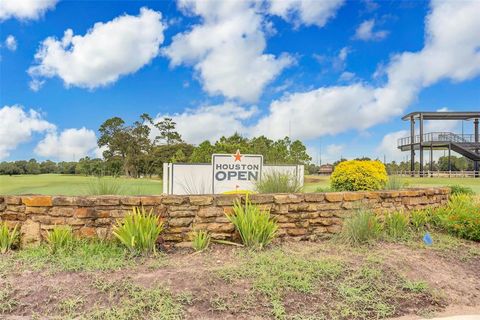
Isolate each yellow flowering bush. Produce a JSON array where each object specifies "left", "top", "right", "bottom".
[{"left": 330, "top": 160, "right": 388, "bottom": 191}]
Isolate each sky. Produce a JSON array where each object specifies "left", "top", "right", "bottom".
[{"left": 1, "top": 0, "right": 479, "bottom": 164}]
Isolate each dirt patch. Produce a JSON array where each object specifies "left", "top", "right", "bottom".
[{"left": 1, "top": 238, "right": 479, "bottom": 319}]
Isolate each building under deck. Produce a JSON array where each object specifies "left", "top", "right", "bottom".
[{"left": 397, "top": 111, "right": 480, "bottom": 177}]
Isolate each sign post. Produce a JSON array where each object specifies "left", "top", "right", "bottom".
[{"left": 212, "top": 150, "right": 263, "bottom": 194}]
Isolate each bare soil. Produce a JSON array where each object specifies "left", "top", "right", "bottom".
[{"left": 1, "top": 239, "right": 479, "bottom": 320}]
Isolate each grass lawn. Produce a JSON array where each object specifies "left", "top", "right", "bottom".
[
  {"left": 0, "top": 174, "right": 163, "bottom": 196},
  {"left": 304, "top": 175, "right": 480, "bottom": 194},
  {"left": 0, "top": 174, "right": 478, "bottom": 196},
  {"left": 1, "top": 235, "right": 479, "bottom": 319}
]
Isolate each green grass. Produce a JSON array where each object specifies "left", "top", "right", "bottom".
[
  {"left": 0, "top": 174, "right": 162, "bottom": 195},
  {"left": 6, "top": 239, "right": 133, "bottom": 272},
  {"left": 304, "top": 175, "right": 480, "bottom": 194}
]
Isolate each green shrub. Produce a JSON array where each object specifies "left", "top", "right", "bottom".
[
  {"left": 226, "top": 196, "right": 278, "bottom": 249},
  {"left": 449, "top": 185, "right": 475, "bottom": 196},
  {"left": 315, "top": 186, "right": 332, "bottom": 192},
  {"left": 255, "top": 171, "right": 302, "bottom": 193},
  {"left": 434, "top": 194, "right": 480, "bottom": 241},
  {"left": 87, "top": 177, "right": 124, "bottom": 195},
  {"left": 46, "top": 226, "right": 74, "bottom": 254},
  {"left": 331, "top": 160, "right": 388, "bottom": 191},
  {"left": 384, "top": 211, "right": 409, "bottom": 240},
  {"left": 384, "top": 175, "right": 405, "bottom": 190},
  {"left": 0, "top": 223, "right": 19, "bottom": 254},
  {"left": 410, "top": 209, "right": 430, "bottom": 232},
  {"left": 340, "top": 209, "right": 382, "bottom": 245},
  {"left": 113, "top": 207, "right": 164, "bottom": 255},
  {"left": 191, "top": 230, "right": 211, "bottom": 252}
]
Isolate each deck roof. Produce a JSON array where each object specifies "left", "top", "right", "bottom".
[{"left": 401, "top": 111, "right": 480, "bottom": 121}]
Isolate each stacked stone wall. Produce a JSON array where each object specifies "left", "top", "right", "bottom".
[{"left": 0, "top": 188, "right": 449, "bottom": 246}]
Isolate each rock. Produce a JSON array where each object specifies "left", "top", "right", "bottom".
[
  {"left": 189, "top": 196, "right": 214, "bottom": 206},
  {"left": 324, "top": 193, "right": 343, "bottom": 202},
  {"left": 20, "top": 220, "right": 41, "bottom": 247}
]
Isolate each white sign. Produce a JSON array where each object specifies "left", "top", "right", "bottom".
[{"left": 212, "top": 150, "right": 263, "bottom": 194}]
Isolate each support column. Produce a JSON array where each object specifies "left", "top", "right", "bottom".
[
  {"left": 430, "top": 144, "right": 433, "bottom": 176},
  {"left": 410, "top": 116, "right": 415, "bottom": 176},
  {"left": 448, "top": 143, "right": 451, "bottom": 177},
  {"left": 475, "top": 119, "right": 479, "bottom": 177},
  {"left": 419, "top": 114, "right": 424, "bottom": 177}
]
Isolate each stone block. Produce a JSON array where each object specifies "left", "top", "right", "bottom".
[
  {"left": 20, "top": 220, "right": 41, "bottom": 247},
  {"left": 249, "top": 194, "right": 274, "bottom": 204},
  {"left": 162, "top": 196, "right": 186, "bottom": 205},
  {"left": 343, "top": 192, "right": 365, "bottom": 201},
  {"left": 169, "top": 210, "right": 196, "bottom": 218},
  {"left": 304, "top": 193, "right": 325, "bottom": 202},
  {"left": 25, "top": 206, "right": 50, "bottom": 214},
  {"left": 189, "top": 195, "right": 214, "bottom": 206},
  {"left": 74, "top": 197, "right": 96, "bottom": 206},
  {"left": 22, "top": 196, "right": 53, "bottom": 207},
  {"left": 215, "top": 194, "right": 242, "bottom": 206},
  {"left": 198, "top": 207, "right": 223, "bottom": 218},
  {"left": 5, "top": 196, "right": 22, "bottom": 205},
  {"left": 327, "top": 225, "right": 342, "bottom": 233},
  {"left": 207, "top": 223, "right": 234, "bottom": 232},
  {"left": 80, "top": 227, "right": 97, "bottom": 238},
  {"left": 273, "top": 194, "right": 303, "bottom": 204},
  {"left": 324, "top": 193, "right": 343, "bottom": 202},
  {"left": 310, "top": 217, "right": 334, "bottom": 226},
  {"left": 286, "top": 228, "right": 307, "bottom": 236},
  {"left": 74, "top": 208, "right": 96, "bottom": 218},
  {"left": 120, "top": 196, "right": 142, "bottom": 206},
  {"left": 95, "top": 196, "right": 120, "bottom": 206},
  {"left": 169, "top": 217, "right": 194, "bottom": 227},
  {"left": 140, "top": 196, "right": 162, "bottom": 206},
  {"left": 52, "top": 196, "right": 76, "bottom": 206},
  {"left": 288, "top": 203, "right": 309, "bottom": 212}
]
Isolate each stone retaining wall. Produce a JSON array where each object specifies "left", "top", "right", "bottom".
[{"left": 0, "top": 188, "right": 449, "bottom": 247}]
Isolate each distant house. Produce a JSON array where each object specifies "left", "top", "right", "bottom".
[{"left": 318, "top": 164, "right": 333, "bottom": 175}]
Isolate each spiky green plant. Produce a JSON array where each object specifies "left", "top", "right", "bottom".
[
  {"left": 86, "top": 177, "right": 124, "bottom": 195},
  {"left": 0, "top": 222, "right": 19, "bottom": 254},
  {"left": 255, "top": 171, "right": 302, "bottom": 193},
  {"left": 383, "top": 211, "right": 410, "bottom": 240},
  {"left": 46, "top": 226, "right": 74, "bottom": 254},
  {"left": 113, "top": 207, "right": 163, "bottom": 255},
  {"left": 191, "top": 230, "right": 211, "bottom": 252},
  {"left": 226, "top": 196, "right": 278, "bottom": 250},
  {"left": 340, "top": 209, "right": 382, "bottom": 245}
]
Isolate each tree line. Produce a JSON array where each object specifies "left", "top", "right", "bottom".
[{"left": 1, "top": 114, "right": 312, "bottom": 177}]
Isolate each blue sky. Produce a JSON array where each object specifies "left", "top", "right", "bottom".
[{"left": 1, "top": 0, "right": 479, "bottom": 163}]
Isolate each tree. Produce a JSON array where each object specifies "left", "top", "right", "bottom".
[{"left": 154, "top": 117, "right": 183, "bottom": 145}]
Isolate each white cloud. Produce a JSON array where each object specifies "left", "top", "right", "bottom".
[
  {"left": 164, "top": 0, "right": 294, "bottom": 102},
  {"left": 154, "top": 103, "right": 256, "bottom": 144},
  {"left": 0, "top": 105, "right": 55, "bottom": 159},
  {"left": 28, "top": 8, "right": 165, "bottom": 90},
  {"left": 253, "top": 0, "right": 480, "bottom": 140},
  {"left": 339, "top": 71, "right": 355, "bottom": 82},
  {"left": 5, "top": 35, "right": 17, "bottom": 51},
  {"left": 34, "top": 128, "right": 98, "bottom": 161},
  {"left": 266, "top": 0, "right": 344, "bottom": 28},
  {"left": 376, "top": 130, "right": 408, "bottom": 162},
  {"left": 0, "top": 0, "right": 58, "bottom": 21},
  {"left": 354, "top": 19, "right": 388, "bottom": 41},
  {"left": 307, "top": 143, "right": 344, "bottom": 164}
]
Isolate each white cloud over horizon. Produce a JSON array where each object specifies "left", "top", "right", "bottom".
[
  {"left": 34, "top": 128, "right": 99, "bottom": 161},
  {"left": 0, "top": 105, "right": 55, "bottom": 159},
  {"left": 28, "top": 8, "right": 165, "bottom": 91},
  {"left": 0, "top": 0, "right": 58, "bottom": 21}
]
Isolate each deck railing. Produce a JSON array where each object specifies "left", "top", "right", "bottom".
[
  {"left": 398, "top": 132, "right": 476, "bottom": 147},
  {"left": 394, "top": 170, "right": 479, "bottom": 178}
]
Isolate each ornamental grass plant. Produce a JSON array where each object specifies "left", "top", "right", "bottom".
[
  {"left": 340, "top": 209, "right": 382, "bottom": 245},
  {"left": 255, "top": 171, "right": 302, "bottom": 193},
  {"left": 191, "top": 230, "right": 211, "bottom": 252},
  {"left": 226, "top": 196, "right": 278, "bottom": 250},
  {"left": 0, "top": 222, "right": 19, "bottom": 254},
  {"left": 46, "top": 226, "right": 74, "bottom": 254},
  {"left": 113, "top": 207, "right": 164, "bottom": 255}
]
